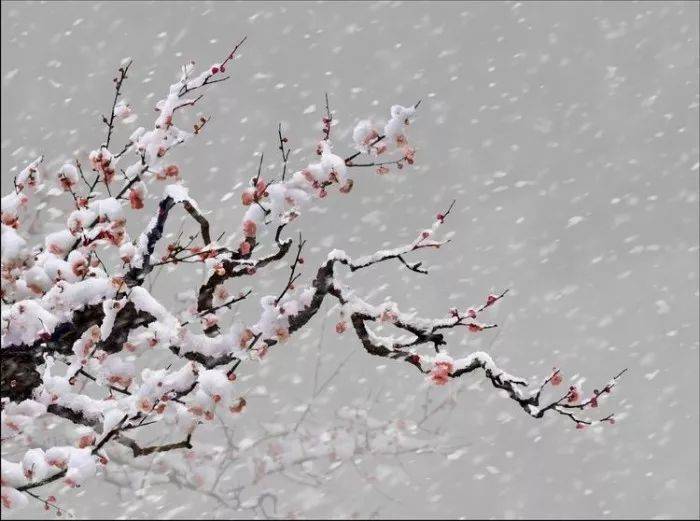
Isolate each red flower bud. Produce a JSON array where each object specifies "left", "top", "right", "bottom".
[
  {"left": 550, "top": 372, "right": 563, "bottom": 386},
  {"left": 485, "top": 294, "right": 499, "bottom": 307}
]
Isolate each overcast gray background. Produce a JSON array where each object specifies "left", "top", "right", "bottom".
[{"left": 1, "top": 1, "right": 699, "bottom": 519}]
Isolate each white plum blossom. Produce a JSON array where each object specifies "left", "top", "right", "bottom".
[{"left": 384, "top": 104, "right": 416, "bottom": 145}]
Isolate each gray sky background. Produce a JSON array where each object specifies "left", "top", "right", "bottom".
[{"left": 1, "top": 1, "right": 699, "bottom": 519}]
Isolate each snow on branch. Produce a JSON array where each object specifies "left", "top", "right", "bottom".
[{"left": 0, "top": 40, "right": 626, "bottom": 513}]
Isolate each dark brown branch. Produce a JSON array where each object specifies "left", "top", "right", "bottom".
[
  {"left": 195, "top": 227, "right": 293, "bottom": 335},
  {"left": 182, "top": 200, "right": 211, "bottom": 245},
  {"left": 123, "top": 196, "right": 176, "bottom": 286},
  {"left": 277, "top": 123, "right": 291, "bottom": 181},
  {"left": 47, "top": 404, "right": 100, "bottom": 429},
  {"left": 124, "top": 194, "right": 214, "bottom": 287},
  {"left": 113, "top": 140, "right": 133, "bottom": 159},
  {"left": 118, "top": 433, "right": 193, "bottom": 457},
  {"left": 177, "top": 36, "right": 247, "bottom": 98},
  {"left": 103, "top": 60, "right": 132, "bottom": 150},
  {"left": 322, "top": 92, "right": 333, "bottom": 141},
  {"left": 275, "top": 233, "right": 305, "bottom": 306},
  {"left": 16, "top": 470, "right": 67, "bottom": 492},
  {"left": 181, "top": 289, "right": 252, "bottom": 326},
  {"left": 346, "top": 158, "right": 404, "bottom": 168}
]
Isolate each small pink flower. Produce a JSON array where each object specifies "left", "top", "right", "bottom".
[
  {"left": 376, "top": 165, "right": 390, "bottom": 175},
  {"left": 202, "top": 314, "right": 219, "bottom": 329},
  {"left": 363, "top": 129, "right": 379, "bottom": 145},
  {"left": 46, "top": 458, "right": 68, "bottom": 469},
  {"left": 137, "top": 398, "right": 152, "bottom": 413},
  {"left": 59, "top": 174, "right": 76, "bottom": 191},
  {"left": 163, "top": 165, "right": 179, "bottom": 178},
  {"left": 1, "top": 213, "right": 19, "bottom": 228},
  {"left": 72, "top": 259, "right": 88, "bottom": 277},
  {"left": 2, "top": 490, "right": 19, "bottom": 508},
  {"left": 189, "top": 405, "right": 204, "bottom": 417},
  {"left": 380, "top": 310, "right": 398, "bottom": 323},
  {"left": 129, "top": 189, "right": 144, "bottom": 209},
  {"left": 241, "top": 189, "right": 255, "bottom": 206},
  {"left": 239, "top": 328, "right": 254, "bottom": 348},
  {"left": 335, "top": 321, "right": 347, "bottom": 334},
  {"left": 301, "top": 168, "right": 316, "bottom": 184},
  {"left": 77, "top": 433, "right": 95, "bottom": 448},
  {"left": 550, "top": 371, "right": 563, "bottom": 386},
  {"left": 242, "top": 220, "right": 257, "bottom": 238},
  {"left": 275, "top": 327, "right": 290, "bottom": 342},
  {"left": 103, "top": 166, "right": 116, "bottom": 184},
  {"left": 567, "top": 386, "right": 581, "bottom": 404},
  {"left": 485, "top": 294, "right": 499, "bottom": 307},
  {"left": 402, "top": 146, "right": 416, "bottom": 165},
  {"left": 229, "top": 397, "right": 246, "bottom": 414},
  {"left": 467, "top": 323, "right": 484, "bottom": 333},
  {"left": 48, "top": 243, "right": 65, "bottom": 256},
  {"left": 239, "top": 240, "right": 251, "bottom": 255},
  {"left": 430, "top": 360, "right": 454, "bottom": 386},
  {"left": 215, "top": 286, "right": 229, "bottom": 301}
]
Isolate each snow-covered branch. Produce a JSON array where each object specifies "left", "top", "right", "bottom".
[{"left": 0, "top": 40, "right": 626, "bottom": 513}]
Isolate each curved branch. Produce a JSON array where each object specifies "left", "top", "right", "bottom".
[{"left": 125, "top": 194, "right": 214, "bottom": 287}]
